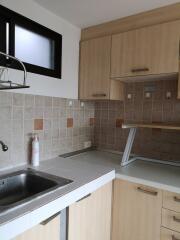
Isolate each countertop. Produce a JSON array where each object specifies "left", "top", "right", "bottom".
[
  {"left": 67, "top": 150, "right": 180, "bottom": 193},
  {"left": 1, "top": 149, "right": 180, "bottom": 239},
  {"left": 0, "top": 151, "right": 115, "bottom": 239}
]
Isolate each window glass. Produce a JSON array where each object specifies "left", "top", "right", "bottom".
[{"left": 15, "top": 25, "right": 55, "bottom": 69}]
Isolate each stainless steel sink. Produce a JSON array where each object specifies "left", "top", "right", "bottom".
[{"left": 0, "top": 169, "right": 73, "bottom": 213}]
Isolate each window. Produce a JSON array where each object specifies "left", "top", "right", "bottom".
[{"left": 0, "top": 5, "right": 62, "bottom": 78}]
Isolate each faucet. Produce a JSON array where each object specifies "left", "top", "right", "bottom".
[{"left": 0, "top": 141, "right": 8, "bottom": 152}]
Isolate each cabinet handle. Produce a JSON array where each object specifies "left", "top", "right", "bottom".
[
  {"left": 76, "top": 193, "right": 91, "bottom": 203},
  {"left": 172, "top": 235, "right": 180, "bottom": 240},
  {"left": 174, "top": 196, "right": 180, "bottom": 202},
  {"left": 131, "top": 68, "right": 149, "bottom": 73},
  {"left": 173, "top": 216, "right": 180, "bottom": 223},
  {"left": 92, "top": 93, "right": 106, "bottom": 97},
  {"left": 40, "top": 212, "right": 60, "bottom": 225},
  {"left": 137, "top": 187, "right": 158, "bottom": 196}
]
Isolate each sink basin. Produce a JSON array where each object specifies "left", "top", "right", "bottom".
[{"left": 0, "top": 169, "right": 73, "bottom": 213}]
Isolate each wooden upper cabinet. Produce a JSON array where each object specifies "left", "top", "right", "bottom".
[
  {"left": 79, "top": 36, "right": 124, "bottom": 100},
  {"left": 79, "top": 36, "right": 111, "bottom": 100},
  {"left": 111, "top": 21, "right": 180, "bottom": 79},
  {"left": 112, "top": 179, "right": 162, "bottom": 240}
]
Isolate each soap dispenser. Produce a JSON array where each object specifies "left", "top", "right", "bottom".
[{"left": 31, "top": 134, "right": 40, "bottom": 167}]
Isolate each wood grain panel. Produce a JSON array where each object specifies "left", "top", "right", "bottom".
[
  {"left": 122, "top": 123, "right": 180, "bottom": 130},
  {"left": 178, "top": 61, "right": 180, "bottom": 99},
  {"left": 14, "top": 215, "right": 60, "bottom": 240},
  {"left": 111, "top": 179, "right": 162, "bottom": 240},
  {"left": 111, "top": 21, "right": 180, "bottom": 79},
  {"left": 79, "top": 36, "right": 111, "bottom": 100},
  {"left": 110, "top": 80, "right": 124, "bottom": 100},
  {"left": 81, "top": 3, "right": 180, "bottom": 40},
  {"left": 68, "top": 182, "right": 112, "bottom": 240},
  {"left": 162, "top": 208, "right": 180, "bottom": 233},
  {"left": 163, "top": 191, "right": 180, "bottom": 213},
  {"left": 161, "top": 227, "right": 180, "bottom": 240}
]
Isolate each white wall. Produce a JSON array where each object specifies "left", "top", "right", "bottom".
[{"left": 0, "top": 0, "right": 81, "bottom": 99}]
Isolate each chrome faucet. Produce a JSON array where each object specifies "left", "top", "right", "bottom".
[{"left": 0, "top": 141, "right": 8, "bottom": 152}]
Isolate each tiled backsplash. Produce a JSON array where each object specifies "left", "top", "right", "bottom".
[
  {"left": 0, "top": 92, "right": 94, "bottom": 169},
  {"left": 1, "top": 79, "right": 180, "bottom": 170},
  {"left": 94, "top": 79, "right": 180, "bottom": 162}
]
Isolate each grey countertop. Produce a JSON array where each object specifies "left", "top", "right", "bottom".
[
  {"left": 68, "top": 150, "right": 180, "bottom": 193},
  {"left": 0, "top": 151, "right": 115, "bottom": 226},
  {"left": 1, "top": 149, "right": 180, "bottom": 227}
]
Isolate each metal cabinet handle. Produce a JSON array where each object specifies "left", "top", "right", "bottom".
[
  {"left": 172, "top": 235, "right": 180, "bottom": 240},
  {"left": 173, "top": 216, "right": 180, "bottom": 223},
  {"left": 131, "top": 68, "right": 149, "bottom": 73},
  {"left": 174, "top": 196, "right": 180, "bottom": 202},
  {"left": 92, "top": 93, "right": 106, "bottom": 97},
  {"left": 40, "top": 212, "right": 60, "bottom": 225},
  {"left": 137, "top": 187, "right": 158, "bottom": 196},
  {"left": 76, "top": 193, "right": 91, "bottom": 203}
]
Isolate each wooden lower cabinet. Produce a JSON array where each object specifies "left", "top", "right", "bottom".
[
  {"left": 111, "top": 179, "right": 162, "bottom": 240},
  {"left": 161, "top": 227, "right": 180, "bottom": 240},
  {"left": 14, "top": 215, "right": 60, "bottom": 240},
  {"left": 68, "top": 182, "right": 112, "bottom": 240}
]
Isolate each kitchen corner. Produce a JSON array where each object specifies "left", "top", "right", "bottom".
[{"left": 0, "top": 1, "right": 180, "bottom": 240}]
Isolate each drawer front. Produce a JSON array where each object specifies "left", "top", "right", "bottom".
[
  {"left": 163, "top": 191, "right": 180, "bottom": 212},
  {"left": 161, "top": 227, "right": 180, "bottom": 240},
  {"left": 162, "top": 208, "right": 180, "bottom": 232}
]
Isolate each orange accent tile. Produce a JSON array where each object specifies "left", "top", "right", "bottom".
[
  {"left": 89, "top": 118, "right": 95, "bottom": 126},
  {"left": 34, "top": 119, "right": 43, "bottom": 130},
  {"left": 67, "top": 118, "right": 73, "bottom": 128},
  {"left": 116, "top": 118, "right": 124, "bottom": 128}
]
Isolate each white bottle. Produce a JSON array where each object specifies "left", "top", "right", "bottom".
[{"left": 31, "top": 134, "right": 40, "bottom": 167}]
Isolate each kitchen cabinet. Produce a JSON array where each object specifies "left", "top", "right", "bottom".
[
  {"left": 178, "top": 61, "right": 180, "bottom": 99},
  {"left": 163, "top": 190, "right": 180, "bottom": 212},
  {"left": 162, "top": 208, "right": 180, "bottom": 233},
  {"left": 161, "top": 227, "right": 180, "bottom": 240},
  {"left": 162, "top": 190, "right": 180, "bottom": 234},
  {"left": 111, "top": 179, "right": 162, "bottom": 240},
  {"left": 68, "top": 182, "right": 112, "bottom": 240},
  {"left": 79, "top": 36, "right": 124, "bottom": 100},
  {"left": 111, "top": 21, "right": 180, "bottom": 79},
  {"left": 14, "top": 214, "right": 60, "bottom": 240}
]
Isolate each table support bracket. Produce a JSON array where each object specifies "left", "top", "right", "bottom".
[{"left": 121, "top": 127, "right": 137, "bottom": 166}]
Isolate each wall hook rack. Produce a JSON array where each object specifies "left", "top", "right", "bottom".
[{"left": 0, "top": 51, "right": 30, "bottom": 90}]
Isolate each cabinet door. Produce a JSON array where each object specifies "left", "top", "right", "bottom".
[
  {"left": 161, "top": 227, "right": 180, "bottom": 240},
  {"left": 68, "top": 182, "right": 112, "bottom": 240},
  {"left": 14, "top": 215, "right": 60, "bottom": 240},
  {"left": 111, "top": 21, "right": 180, "bottom": 78},
  {"left": 111, "top": 179, "right": 162, "bottom": 240},
  {"left": 79, "top": 36, "right": 111, "bottom": 100}
]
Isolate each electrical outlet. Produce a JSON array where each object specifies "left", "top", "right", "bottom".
[
  {"left": 84, "top": 141, "right": 92, "bottom": 148},
  {"left": 127, "top": 94, "right": 132, "bottom": 100},
  {"left": 68, "top": 100, "right": 73, "bottom": 107},
  {"left": 145, "top": 92, "right": 151, "bottom": 98},
  {"left": 166, "top": 91, "right": 171, "bottom": 99},
  {"left": 80, "top": 102, "right": 85, "bottom": 107}
]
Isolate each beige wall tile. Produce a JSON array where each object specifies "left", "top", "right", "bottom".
[{"left": 0, "top": 92, "right": 94, "bottom": 169}]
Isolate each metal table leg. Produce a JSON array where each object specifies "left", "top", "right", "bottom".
[{"left": 121, "top": 127, "right": 137, "bottom": 166}]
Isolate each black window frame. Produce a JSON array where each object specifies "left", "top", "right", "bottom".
[{"left": 0, "top": 4, "right": 62, "bottom": 79}]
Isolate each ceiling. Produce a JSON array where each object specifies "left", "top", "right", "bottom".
[{"left": 34, "top": 0, "right": 179, "bottom": 28}]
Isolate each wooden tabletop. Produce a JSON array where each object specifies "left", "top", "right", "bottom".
[{"left": 122, "top": 122, "right": 180, "bottom": 130}]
